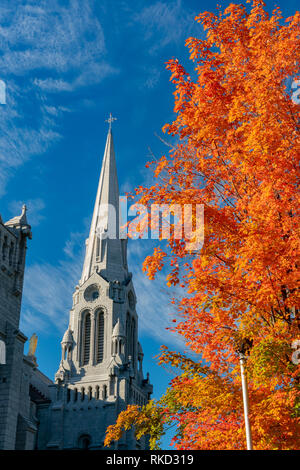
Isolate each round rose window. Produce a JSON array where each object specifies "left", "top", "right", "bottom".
[{"left": 84, "top": 284, "right": 100, "bottom": 302}]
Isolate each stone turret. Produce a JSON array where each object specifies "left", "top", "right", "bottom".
[{"left": 112, "top": 319, "right": 125, "bottom": 362}]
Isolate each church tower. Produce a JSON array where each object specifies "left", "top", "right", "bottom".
[
  {"left": 37, "top": 123, "right": 153, "bottom": 450},
  {"left": 0, "top": 206, "right": 33, "bottom": 449}
]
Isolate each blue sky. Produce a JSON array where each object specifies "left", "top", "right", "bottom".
[{"left": 0, "top": 0, "right": 298, "bottom": 448}]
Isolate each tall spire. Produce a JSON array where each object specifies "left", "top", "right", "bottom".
[{"left": 80, "top": 126, "right": 127, "bottom": 285}]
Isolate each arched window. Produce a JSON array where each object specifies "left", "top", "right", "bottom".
[
  {"left": 126, "top": 313, "right": 131, "bottom": 360},
  {"left": 110, "top": 377, "right": 115, "bottom": 397},
  {"left": 126, "top": 313, "right": 135, "bottom": 365},
  {"left": 8, "top": 242, "right": 14, "bottom": 266},
  {"left": 97, "top": 310, "right": 104, "bottom": 363},
  {"left": 74, "top": 388, "right": 78, "bottom": 402},
  {"left": 103, "top": 384, "right": 107, "bottom": 399},
  {"left": 78, "top": 434, "right": 91, "bottom": 450},
  {"left": 81, "top": 387, "right": 85, "bottom": 401},
  {"left": 88, "top": 386, "right": 92, "bottom": 401},
  {"left": 82, "top": 312, "right": 91, "bottom": 365},
  {"left": 2, "top": 236, "right": 7, "bottom": 261},
  {"left": 113, "top": 339, "right": 118, "bottom": 356},
  {"left": 95, "top": 385, "right": 100, "bottom": 400},
  {"left": 0, "top": 339, "right": 6, "bottom": 365},
  {"left": 128, "top": 291, "right": 135, "bottom": 310},
  {"left": 67, "top": 345, "right": 72, "bottom": 361},
  {"left": 96, "top": 236, "right": 100, "bottom": 259},
  {"left": 131, "top": 318, "right": 136, "bottom": 365}
]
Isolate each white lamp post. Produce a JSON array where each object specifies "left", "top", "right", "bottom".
[{"left": 239, "top": 352, "right": 253, "bottom": 450}]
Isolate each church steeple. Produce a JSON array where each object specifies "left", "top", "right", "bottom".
[
  {"left": 81, "top": 126, "right": 127, "bottom": 285},
  {"left": 50, "top": 121, "right": 153, "bottom": 450}
]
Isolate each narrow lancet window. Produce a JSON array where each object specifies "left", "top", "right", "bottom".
[
  {"left": 97, "top": 311, "right": 104, "bottom": 363},
  {"left": 131, "top": 318, "right": 135, "bottom": 365},
  {"left": 83, "top": 313, "right": 91, "bottom": 365},
  {"left": 126, "top": 313, "right": 131, "bottom": 360}
]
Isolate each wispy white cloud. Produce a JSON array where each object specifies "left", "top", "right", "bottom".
[
  {"left": 72, "top": 62, "right": 119, "bottom": 89},
  {"left": 127, "top": 239, "right": 184, "bottom": 348},
  {"left": 0, "top": 82, "right": 62, "bottom": 196},
  {"left": 63, "top": 231, "right": 86, "bottom": 259},
  {"left": 33, "top": 78, "right": 74, "bottom": 93},
  {"left": 21, "top": 231, "right": 85, "bottom": 335},
  {"left": 133, "top": 0, "right": 196, "bottom": 54},
  {"left": 33, "top": 63, "right": 119, "bottom": 94},
  {"left": 0, "top": 1, "right": 106, "bottom": 76},
  {"left": 0, "top": 0, "right": 117, "bottom": 196},
  {"left": 144, "top": 68, "right": 161, "bottom": 90},
  {"left": 43, "top": 105, "right": 72, "bottom": 116},
  {"left": 120, "top": 179, "right": 134, "bottom": 195},
  {"left": 21, "top": 258, "right": 82, "bottom": 334}
]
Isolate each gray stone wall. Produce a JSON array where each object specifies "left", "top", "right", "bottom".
[{"left": 0, "top": 216, "right": 40, "bottom": 450}]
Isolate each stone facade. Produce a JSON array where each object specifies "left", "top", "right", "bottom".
[
  {"left": 36, "top": 129, "right": 153, "bottom": 450},
  {"left": 0, "top": 127, "right": 153, "bottom": 450},
  {"left": 0, "top": 207, "right": 52, "bottom": 450}
]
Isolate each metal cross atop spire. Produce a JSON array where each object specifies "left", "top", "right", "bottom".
[{"left": 105, "top": 112, "right": 117, "bottom": 131}]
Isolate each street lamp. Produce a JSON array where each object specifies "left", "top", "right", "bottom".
[
  {"left": 234, "top": 337, "right": 253, "bottom": 450},
  {"left": 239, "top": 352, "right": 253, "bottom": 450}
]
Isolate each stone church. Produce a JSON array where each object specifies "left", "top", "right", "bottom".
[{"left": 0, "top": 125, "right": 153, "bottom": 450}]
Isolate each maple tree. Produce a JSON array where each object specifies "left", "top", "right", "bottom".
[{"left": 105, "top": 0, "right": 300, "bottom": 450}]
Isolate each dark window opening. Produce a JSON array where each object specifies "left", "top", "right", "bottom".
[{"left": 78, "top": 434, "right": 91, "bottom": 450}]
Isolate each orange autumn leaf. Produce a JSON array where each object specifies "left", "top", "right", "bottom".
[{"left": 105, "top": 0, "right": 300, "bottom": 450}]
